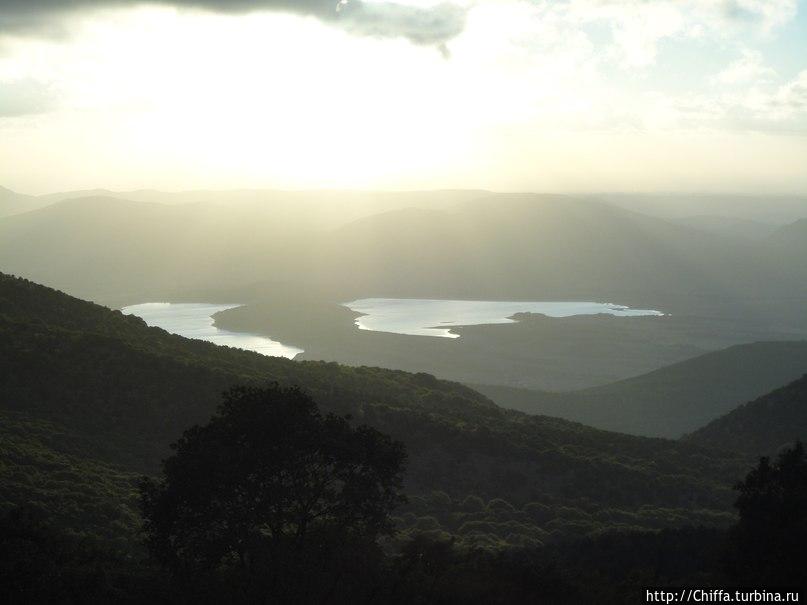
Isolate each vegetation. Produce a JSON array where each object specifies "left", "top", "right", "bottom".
[
  {"left": 0, "top": 506, "right": 165, "bottom": 605},
  {"left": 475, "top": 341, "right": 807, "bottom": 437},
  {"left": 727, "top": 442, "right": 807, "bottom": 585},
  {"left": 140, "top": 385, "right": 406, "bottom": 602},
  {"left": 4, "top": 394, "right": 805, "bottom": 604},
  {"left": 686, "top": 374, "right": 807, "bottom": 456},
  {"left": 0, "top": 410, "right": 141, "bottom": 548}
]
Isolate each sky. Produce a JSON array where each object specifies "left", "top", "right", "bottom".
[{"left": 0, "top": 0, "right": 806, "bottom": 195}]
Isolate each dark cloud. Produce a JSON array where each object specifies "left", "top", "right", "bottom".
[
  {"left": 336, "top": 1, "right": 465, "bottom": 46},
  {"left": 0, "top": 0, "right": 467, "bottom": 47}
]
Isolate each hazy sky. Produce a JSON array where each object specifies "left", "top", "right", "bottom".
[{"left": 1, "top": 0, "right": 806, "bottom": 194}]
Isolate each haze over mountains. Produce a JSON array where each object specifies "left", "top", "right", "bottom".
[
  {"left": 3, "top": 185, "right": 806, "bottom": 433},
  {"left": 2, "top": 187, "right": 807, "bottom": 312},
  {"left": 3, "top": 185, "right": 807, "bottom": 399}
]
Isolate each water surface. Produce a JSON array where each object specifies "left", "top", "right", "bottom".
[
  {"left": 122, "top": 302, "right": 303, "bottom": 359},
  {"left": 344, "top": 298, "right": 663, "bottom": 338}
]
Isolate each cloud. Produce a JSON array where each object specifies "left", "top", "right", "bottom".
[
  {"left": 0, "top": 78, "right": 56, "bottom": 116},
  {"left": 719, "top": 0, "right": 798, "bottom": 32},
  {"left": 714, "top": 49, "right": 776, "bottom": 85},
  {"left": 643, "top": 69, "right": 807, "bottom": 134},
  {"left": 336, "top": 2, "right": 466, "bottom": 48},
  {"left": 766, "top": 70, "right": 807, "bottom": 116},
  {"left": 0, "top": 0, "right": 467, "bottom": 48},
  {"left": 533, "top": 0, "right": 798, "bottom": 69}
]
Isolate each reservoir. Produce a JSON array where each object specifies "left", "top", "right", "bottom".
[
  {"left": 121, "top": 299, "right": 663, "bottom": 353},
  {"left": 121, "top": 302, "right": 303, "bottom": 359},
  {"left": 343, "top": 298, "right": 663, "bottom": 338}
]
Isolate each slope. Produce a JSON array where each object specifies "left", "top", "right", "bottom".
[
  {"left": 0, "top": 186, "right": 43, "bottom": 217},
  {"left": 314, "top": 194, "right": 780, "bottom": 306},
  {"left": 685, "top": 374, "right": 807, "bottom": 456},
  {"left": 474, "top": 341, "right": 807, "bottom": 438}
]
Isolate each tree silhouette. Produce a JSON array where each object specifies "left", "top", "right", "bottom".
[
  {"left": 728, "top": 441, "right": 807, "bottom": 585},
  {"left": 139, "top": 384, "right": 406, "bottom": 603}
]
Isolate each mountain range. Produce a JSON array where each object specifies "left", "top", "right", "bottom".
[{"left": 2, "top": 190, "right": 806, "bottom": 315}]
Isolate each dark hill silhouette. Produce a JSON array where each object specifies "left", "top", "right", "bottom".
[
  {"left": 686, "top": 375, "right": 807, "bottom": 456},
  {"left": 474, "top": 341, "right": 807, "bottom": 438}
]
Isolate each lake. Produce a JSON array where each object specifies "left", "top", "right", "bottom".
[
  {"left": 121, "top": 302, "right": 303, "bottom": 359},
  {"left": 343, "top": 298, "right": 663, "bottom": 338},
  {"left": 121, "top": 299, "right": 663, "bottom": 355}
]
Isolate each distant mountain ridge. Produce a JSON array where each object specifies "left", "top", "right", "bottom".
[
  {"left": 474, "top": 341, "right": 807, "bottom": 438},
  {"left": 670, "top": 215, "right": 778, "bottom": 240},
  {"left": 2, "top": 191, "right": 802, "bottom": 310},
  {"left": 0, "top": 185, "right": 43, "bottom": 217},
  {"left": 592, "top": 193, "right": 807, "bottom": 224},
  {"left": 770, "top": 218, "right": 807, "bottom": 248}
]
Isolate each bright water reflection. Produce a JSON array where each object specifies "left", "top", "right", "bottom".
[
  {"left": 344, "top": 298, "right": 663, "bottom": 338},
  {"left": 121, "top": 302, "right": 303, "bottom": 359}
]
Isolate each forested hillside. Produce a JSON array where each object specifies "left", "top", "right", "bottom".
[
  {"left": 0, "top": 273, "right": 745, "bottom": 550},
  {"left": 475, "top": 341, "right": 807, "bottom": 437},
  {"left": 686, "top": 374, "right": 807, "bottom": 456}
]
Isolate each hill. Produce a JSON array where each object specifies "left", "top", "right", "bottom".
[
  {"left": 0, "top": 273, "right": 745, "bottom": 550},
  {"left": 593, "top": 193, "right": 807, "bottom": 224},
  {"left": 0, "top": 186, "right": 43, "bottom": 217},
  {"left": 473, "top": 341, "right": 807, "bottom": 438},
  {"left": 0, "top": 195, "right": 310, "bottom": 298},
  {"left": 0, "top": 191, "right": 482, "bottom": 300},
  {"left": 686, "top": 374, "right": 807, "bottom": 456},
  {"left": 670, "top": 215, "right": 778, "bottom": 240},
  {"left": 770, "top": 218, "right": 807, "bottom": 252},
  {"left": 313, "top": 195, "right": 784, "bottom": 307}
]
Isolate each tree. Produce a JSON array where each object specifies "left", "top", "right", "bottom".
[
  {"left": 728, "top": 441, "right": 807, "bottom": 585},
  {"left": 139, "top": 384, "right": 407, "bottom": 603}
]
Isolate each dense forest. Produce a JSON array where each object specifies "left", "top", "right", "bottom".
[
  {"left": 3, "top": 378, "right": 806, "bottom": 603},
  {"left": 687, "top": 373, "right": 807, "bottom": 456}
]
